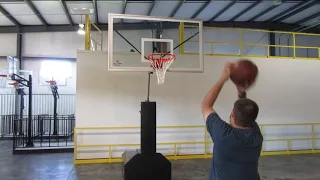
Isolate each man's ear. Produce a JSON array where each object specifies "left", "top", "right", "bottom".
[{"left": 231, "top": 108, "right": 235, "bottom": 118}]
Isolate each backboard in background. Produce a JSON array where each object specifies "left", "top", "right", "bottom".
[
  {"left": 38, "top": 60, "right": 72, "bottom": 86},
  {"left": 108, "top": 13, "right": 203, "bottom": 73},
  {"left": 7, "top": 56, "right": 19, "bottom": 75},
  {"left": 0, "top": 57, "right": 32, "bottom": 89}
]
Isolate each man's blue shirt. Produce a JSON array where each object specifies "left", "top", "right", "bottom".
[{"left": 206, "top": 113, "right": 263, "bottom": 180}]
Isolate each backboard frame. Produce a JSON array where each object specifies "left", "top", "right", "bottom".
[{"left": 108, "top": 13, "right": 203, "bottom": 73}]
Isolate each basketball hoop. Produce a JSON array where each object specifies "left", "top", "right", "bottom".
[
  {"left": 147, "top": 53, "right": 176, "bottom": 84},
  {"left": 46, "top": 80, "right": 57, "bottom": 87},
  {"left": 8, "top": 82, "right": 21, "bottom": 89}
]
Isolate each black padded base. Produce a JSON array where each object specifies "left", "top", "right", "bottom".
[{"left": 124, "top": 153, "right": 171, "bottom": 180}]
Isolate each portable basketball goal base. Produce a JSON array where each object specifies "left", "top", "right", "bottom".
[{"left": 107, "top": 13, "right": 203, "bottom": 180}]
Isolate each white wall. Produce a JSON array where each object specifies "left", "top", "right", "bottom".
[
  {"left": 0, "top": 28, "right": 271, "bottom": 95},
  {"left": 23, "top": 32, "right": 84, "bottom": 58},
  {"left": 0, "top": 33, "right": 17, "bottom": 56},
  {"left": 75, "top": 51, "right": 320, "bottom": 159}
]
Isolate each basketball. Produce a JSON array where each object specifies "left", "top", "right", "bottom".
[{"left": 230, "top": 59, "right": 258, "bottom": 87}]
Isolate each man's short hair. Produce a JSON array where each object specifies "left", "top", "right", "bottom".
[{"left": 233, "top": 98, "right": 259, "bottom": 127}]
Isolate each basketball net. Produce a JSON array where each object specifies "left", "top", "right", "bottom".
[{"left": 147, "top": 53, "right": 176, "bottom": 84}]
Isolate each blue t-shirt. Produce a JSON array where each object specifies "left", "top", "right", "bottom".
[{"left": 206, "top": 113, "right": 263, "bottom": 180}]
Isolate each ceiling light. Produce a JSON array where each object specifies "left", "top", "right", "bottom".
[
  {"left": 78, "top": 24, "right": 85, "bottom": 35},
  {"left": 273, "top": 0, "right": 283, "bottom": 6},
  {"left": 71, "top": 8, "right": 94, "bottom": 14}
]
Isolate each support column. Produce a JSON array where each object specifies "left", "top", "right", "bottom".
[
  {"left": 26, "top": 74, "right": 34, "bottom": 147},
  {"left": 269, "top": 31, "right": 276, "bottom": 56},
  {"left": 15, "top": 31, "right": 22, "bottom": 118}
]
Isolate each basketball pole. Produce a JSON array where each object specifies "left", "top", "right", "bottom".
[
  {"left": 123, "top": 69, "right": 171, "bottom": 180},
  {"left": 147, "top": 72, "right": 152, "bottom": 102},
  {"left": 26, "top": 74, "right": 34, "bottom": 147}
]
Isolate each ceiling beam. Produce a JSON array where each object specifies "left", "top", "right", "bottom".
[
  {"left": 59, "top": 0, "right": 73, "bottom": 25},
  {"left": 147, "top": 0, "right": 157, "bottom": 16},
  {"left": 209, "top": 0, "right": 236, "bottom": 22},
  {"left": 0, "top": 5, "right": 20, "bottom": 26},
  {"left": 170, "top": 0, "right": 184, "bottom": 17},
  {"left": 248, "top": 1, "right": 286, "bottom": 21},
  {"left": 121, "top": 0, "right": 127, "bottom": 23},
  {"left": 24, "top": 0, "right": 48, "bottom": 26},
  {"left": 1, "top": 21, "right": 319, "bottom": 34},
  {"left": 275, "top": 0, "right": 318, "bottom": 22},
  {"left": 229, "top": 0, "right": 262, "bottom": 21},
  {"left": 294, "top": 11, "right": 320, "bottom": 25},
  {"left": 191, "top": 0, "right": 211, "bottom": 19},
  {"left": 93, "top": 0, "right": 98, "bottom": 24},
  {"left": 268, "top": 1, "right": 308, "bottom": 21}
]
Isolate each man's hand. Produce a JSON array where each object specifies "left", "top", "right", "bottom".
[{"left": 220, "top": 62, "right": 234, "bottom": 82}]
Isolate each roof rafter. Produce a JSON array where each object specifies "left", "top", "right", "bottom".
[
  {"left": 147, "top": 0, "right": 157, "bottom": 16},
  {"left": 294, "top": 11, "right": 320, "bottom": 25},
  {"left": 93, "top": 0, "right": 98, "bottom": 24},
  {"left": 275, "top": 0, "right": 319, "bottom": 22},
  {"left": 210, "top": 0, "right": 236, "bottom": 22},
  {"left": 229, "top": 0, "right": 262, "bottom": 21},
  {"left": 268, "top": 1, "right": 309, "bottom": 21},
  {"left": 170, "top": 0, "right": 184, "bottom": 17},
  {"left": 0, "top": 5, "right": 20, "bottom": 26},
  {"left": 121, "top": 0, "right": 127, "bottom": 23},
  {"left": 59, "top": 0, "right": 73, "bottom": 25},
  {"left": 191, "top": 0, "right": 211, "bottom": 19},
  {"left": 24, "top": 0, "right": 48, "bottom": 26},
  {"left": 249, "top": 0, "right": 288, "bottom": 21}
]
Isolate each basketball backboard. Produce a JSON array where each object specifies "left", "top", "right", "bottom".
[
  {"left": 108, "top": 13, "right": 203, "bottom": 73},
  {"left": 0, "top": 56, "right": 32, "bottom": 89},
  {"left": 38, "top": 60, "right": 72, "bottom": 86}
]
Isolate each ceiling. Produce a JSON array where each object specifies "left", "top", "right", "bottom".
[{"left": 0, "top": 0, "right": 319, "bottom": 33}]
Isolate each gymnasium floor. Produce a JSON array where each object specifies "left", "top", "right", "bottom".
[{"left": 1, "top": 140, "right": 320, "bottom": 180}]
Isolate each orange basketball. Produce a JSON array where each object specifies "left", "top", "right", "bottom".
[{"left": 230, "top": 59, "right": 258, "bottom": 87}]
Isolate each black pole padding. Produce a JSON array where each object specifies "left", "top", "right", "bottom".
[
  {"left": 141, "top": 101, "right": 156, "bottom": 155},
  {"left": 124, "top": 153, "right": 171, "bottom": 180},
  {"left": 53, "top": 94, "right": 58, "bottom": 135},
  {"left": 25, "top": 74, "right": 34, "bottom": 147},
  {"left": 52, "top": 86, "right": 58, "bottom": 135},
  {"left": 124, "top": 101, "right": 171, "bottom": 180}
]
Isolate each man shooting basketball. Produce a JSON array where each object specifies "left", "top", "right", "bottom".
[{"left": 201, "top": 62, "right": 263, "bottom": 180}]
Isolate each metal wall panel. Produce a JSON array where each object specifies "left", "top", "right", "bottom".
[{"left": 0, "top": 94, "right": 75, "bottom": 116}]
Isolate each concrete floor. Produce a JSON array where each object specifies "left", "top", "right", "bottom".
[{"left": 1, "top": 140, "right": 320, "bottom": 180}]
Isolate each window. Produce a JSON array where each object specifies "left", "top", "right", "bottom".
[{"left": 39, "top": 60, "right": 72, "bottom": 86}]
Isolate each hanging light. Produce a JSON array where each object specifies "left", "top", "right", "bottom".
[
  {"left": 78, "top": 24, "right": 85, "bottom": 35},
  {"left": 78, "top": 15, "right": 85, "bottom": 35}
]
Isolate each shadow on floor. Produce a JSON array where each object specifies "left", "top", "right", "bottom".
[{"left": 1, "top": 140, "right": 320, "bottom": 180}]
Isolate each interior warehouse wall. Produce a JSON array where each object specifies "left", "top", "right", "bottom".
[
  {"left": 76, "top": 50, "right": 320, "bottom": 160},
  {"left": 275, "top": 33, "right": 320, "bottom": 58},
  {"left": 0, "top": 28, "right": 270, "bottom": 94}
]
